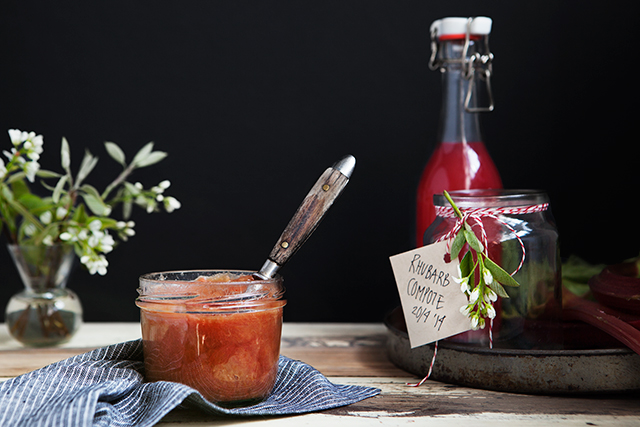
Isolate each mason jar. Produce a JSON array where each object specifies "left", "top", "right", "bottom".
[
  {"left": 136, "top": 270, "right": 286, "bottom": 407},
  {"left": 423, "top": 189, "right": 562, "bottom": 349}
]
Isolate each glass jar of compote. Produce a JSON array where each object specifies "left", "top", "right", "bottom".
[{"left": 136, "top": 270, "right": 286, "bottom": 407}]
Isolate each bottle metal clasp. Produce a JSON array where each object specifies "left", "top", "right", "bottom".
[{"left": 430, "top": 17, "right": 495, "bottom": 113}]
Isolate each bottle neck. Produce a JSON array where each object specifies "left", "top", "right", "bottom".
[{"left": 436, "top": 39, "right": 485, "bottom": 144}]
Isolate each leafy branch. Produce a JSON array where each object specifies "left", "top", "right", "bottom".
[
  {"left": 1, "top": 129, "right": 181, "bottom": 275},
  {"left": 444, "top": 190, "right": 520, "bottom": 330}
]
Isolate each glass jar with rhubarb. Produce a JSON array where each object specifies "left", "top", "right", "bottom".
[{"left": 136, "top": 270, "right": 286, "bottom": 407}]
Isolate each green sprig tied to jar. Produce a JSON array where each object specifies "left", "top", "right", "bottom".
[{"left": 443, "top": 190, "right": 521, "bottom": 331}]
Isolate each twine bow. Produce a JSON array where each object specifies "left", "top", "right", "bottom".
[{"left": 435, "top": 203, "right": 549, "bottom": 276}]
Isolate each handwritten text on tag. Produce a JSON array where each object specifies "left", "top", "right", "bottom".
[{"left": 389, "top": 241, "right": 471, "bottom": 348}]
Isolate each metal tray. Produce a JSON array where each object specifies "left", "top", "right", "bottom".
[{"left": 385, "top": 306, "right": 640, "bottom": 394}]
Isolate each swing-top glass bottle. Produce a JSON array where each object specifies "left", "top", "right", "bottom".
[{"left": 416, "top": 16, "right": 502, "bottom": 247}]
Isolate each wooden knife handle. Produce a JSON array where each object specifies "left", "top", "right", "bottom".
[{"left": 267, "top": 156, "right": 354, "bottom": 268}]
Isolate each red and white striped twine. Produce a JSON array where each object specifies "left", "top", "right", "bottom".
[
  {"left": 434, "top": 203, "right": 549, "bottom": 218},
  {"left": 435, "top": 203, "right": 548, "bottom": 276},
  {"left": 407, "top": 340, "right": 438, "bottom": 387}
]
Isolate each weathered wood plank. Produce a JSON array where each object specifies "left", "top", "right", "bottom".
[
  {"left": 323, "top": 377, "right": 640, "bottom": 417},
  {"left": 0, "top": 347, "right": 98, "bottom": 377},
  {"left": 1, "top": 322, "right": 640, "bottom": 426}
]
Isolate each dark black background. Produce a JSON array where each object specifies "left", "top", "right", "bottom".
[{"left": 1, "top": 2, "right": 637, "bottom": 323}]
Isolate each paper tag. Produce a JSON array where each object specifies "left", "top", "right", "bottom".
[{"left": 389, "top": 241, "right": 471, "bottom": 348}]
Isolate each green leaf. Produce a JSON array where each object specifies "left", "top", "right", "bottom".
[
  {"left": 135, "top": 151, "right": 167, "bottom": 168},
  {"left": 1, "top": 184, "right": 14, "bottom": 201},
  {"left": 459, "top": 250, "right": 474, "bottom": 278},
  {"left": 10, "top": 179, "right": 31, "bottom": 199},
  {"left": 75, "top": 150, "right": 99, "bottom": 187},
  {"left": 17, "top": 193, "right": 49, "bottom": 215},
  {"left": 72, "top": 203, "right": 87, "bottom": 222},
  {"left": 80, "top": 183, "right": 102, "bottom": 199},
  {"left": 6, "top": 171, "right": 26, "bottom": 184},
  {"left": 81, "top": 193, "right": 111, "bottom": 216},
  {"left": 104, "top": 141, "right": 126, "bottom": 166},
  {"left": 52, "top": 175, "right": 68, "bottom": 203},
  {"left": 61, "top": 137, "right": 71, "bottom": 172},
  {"left": 122, "top": 200, "right": 132, "bottom": 219},
  {"left": 35, "top": 169, "right": 62, "bottom": 179},
  {"left": 97, "top": 217, "right": 118, "bottom": 228},
  {"left": 488, "top": 280, "right": 510, "bottom": 298},
  {"left": 463, "top": 228, "right": 484, "bottom": 253},
  {"left": 123, "top": 181, "right": 141, "bottom": 195},
  {"left": 132, "top": 142, "right": 155, "bottom": 166},
  {"left": 450, "top": 229, "right": 466, "bottom": 260},
  {"left": 33, "top": 223, "right": 60, "bottom": 246},
  {"left": 484, "top": 257, "right": 521, "bottom": 287},
  {"left": 4, "top": 197, "right": 43, "bottom": 232}
]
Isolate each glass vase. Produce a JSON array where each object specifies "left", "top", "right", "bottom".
[{"left": 5, "top": 244, "right": 83, "bottom": 347}]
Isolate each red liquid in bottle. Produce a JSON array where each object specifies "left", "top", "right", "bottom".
[{"left": 416, "top": 141, "right": 502, "bottom": 246}]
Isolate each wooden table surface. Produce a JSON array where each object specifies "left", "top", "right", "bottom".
[{"left": 1, "top": 322, "right": 639, "bottom": 426}]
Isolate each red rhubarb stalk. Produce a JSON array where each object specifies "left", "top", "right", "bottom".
[{"left": 563, "top": 292, "right": 640, "bottom": 355}]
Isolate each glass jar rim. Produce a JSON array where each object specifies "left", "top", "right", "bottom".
[
  {"left": 139, "top": 269, "right": 282, "bottom": 285},
  {"left": 433, "top": 189, "right": 549, "bottom": 209},
  {"left": 137, "top": 269, "right": 285, "bottom": 313}
]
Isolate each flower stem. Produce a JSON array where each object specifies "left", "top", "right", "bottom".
[
  {"left": 102, "top": 162, "right": 135, "bottom": 200},
  {"left": 443, "top": 190, "right": 464, "bottom": 220}
]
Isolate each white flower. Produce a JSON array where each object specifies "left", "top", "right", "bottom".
[
  {"left": 0, "top": 158, "right": 6, "bottom": 180},
  {"left": 42, "top": 235, "right": 54, "bottom": 246},
  {"left": 8, "top": 129, "right": 28, "bottom": 146},
  {"left": 485, "top": 304, "right": 496, "bottom": 319},
  {"left": 469, "top": 287, "right": 480, "bottom": 304},
  {"left": 81, "top": 253, "right": 109, "bottom": 275},
  {"left": 25, "top": 150, "right": 40, "bottom": 161},
  {"left": 156, "top": 194, "right": 164, "bottom": 202},
  {"left": 59, "top": 231, "right": 75, "bottom": 241},
  {"left": 483, "top": 268, "right": 493, "bottom": 285},
  {"left": 56, "top": 207, "right": 68, "bottom": 220},
  {"left": 23, "top": 223, "right": 37, "bottom": 236},
  {"left": 460, "top": 304, "right": 471, "bottom": 317},
  {"left": 77, "top": 229, "right": 88, "bottom": 241},
  {"left": 98, "top": 232, "right": 115, "bottom": 253},
  {"left": 27, "top": 133, "right": 43, "bottom": 151},
  {"left": 456, "top": 276, "right": 470, "bottom": 293},
  {"left": 23, "top": 134, "right": 43, "bottom": 160},
  {"left": 40, "top": 211, "right": 52, "bottom": 225},
  {"left": 158, "top": 180, "right": 171, "bottom": 189},
  {"left": 88, "top": 233, "right": 101, "bottom": 248},
  {"left": 477, "top": 317, "right": 486, "bottom": 330},
  {"left": 484, "top": 289, "right": 498, "bottom": 303},
  {"left": 88, "top": 219, "right": 102, "bottom": 232},
  {"left": 60, "top": 227, "right": 81, "bottom": 242},
  {"left": 470, "top": 315, "right": 479, "bottom": 330},
  {"left": 116, "top": 220, "right": 136, "bottom": 241},
  {"left": 163, "top": 196, "right": 181, "bottom": 213},
  {"left": 24, "top": 160, "right": 40, "bottom": 182}
]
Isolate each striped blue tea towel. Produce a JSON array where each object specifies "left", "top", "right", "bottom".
[{"left": 0, "top": 339, "right": 380, "bottom": 427}]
